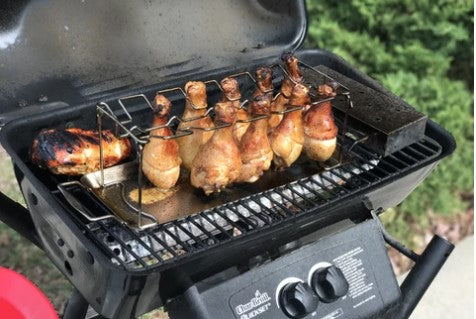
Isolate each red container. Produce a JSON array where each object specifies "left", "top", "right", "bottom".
[{"left": 0, "top": 267, "right": 58, "bottom": 319}]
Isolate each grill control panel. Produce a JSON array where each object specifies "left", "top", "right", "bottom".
[{"left": 168, "top": 220, "right": 400, "bottom": 319}]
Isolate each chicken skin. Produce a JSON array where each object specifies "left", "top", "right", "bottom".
[
  {"left": 31, "top": 128, "right": 131, "bottom": 175},
  {"left": 269, "top": 53, "right": 304, "bottom": 131},
  {"left": 220, "top": 77, "right": 249, "bottom": 142},
  {"left": 281, "top": 52, "right": 304, "bottom": 88},
  {"left": 190, "top": 101, "right": 242, "bottom": 195},
  {"left": 237, "top": 95, "right": 273, "bottom": 183},
  {"left": 252, "top": 66, "right": 274, "bottom": 101},
  {"left": 269, "top": 83, "right": 310, "bottom": 169},
  {"left": 177, "top": 81, "right": 214, "bottom": 171},
  {"left": 142, "top": 94, "right": 181, "bottom": 189},
  {"left": 303, "top": 84, "right": 338, "bottom": 162}
]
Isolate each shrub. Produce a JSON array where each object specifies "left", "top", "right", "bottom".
[
  {"left": 383, "top": 72, "right": 473, "bottom": 217},
  {"left": 306, "top": 0, "right": 474, "bottom": 241}
]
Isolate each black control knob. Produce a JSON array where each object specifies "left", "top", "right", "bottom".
[
  {"left": 279, "top": 281, "right": 319, "bottom": 318},
  {"left": 311, "top": 265, "right": 349, "bottom": 303}
]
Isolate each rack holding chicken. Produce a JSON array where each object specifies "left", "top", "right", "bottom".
[{"left": 31, "top": 52, "right": 351, "bottom": 227}]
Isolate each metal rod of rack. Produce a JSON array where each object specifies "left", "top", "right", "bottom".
[{"left": 88, "top": 59, "right": 363, "bottom": 231}]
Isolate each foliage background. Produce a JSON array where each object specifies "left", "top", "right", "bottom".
[
  {"left": 305, "top": 0, "right": 474, "bottom": 245},
  {"left": 0, "top": 0, "right": 473, "bottom": 314}
]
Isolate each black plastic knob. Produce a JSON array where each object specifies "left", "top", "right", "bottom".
[
  {"left": 311, "top": 265, "right": 349, "bottom": 303},
  {"left": 279, "top": 281, "right": 319, "bottom": 318}
]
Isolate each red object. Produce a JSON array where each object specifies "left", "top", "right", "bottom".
[{"left": 0, "top": 267, "right": 58, "bottom": 319}]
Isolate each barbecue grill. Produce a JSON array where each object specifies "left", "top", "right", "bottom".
[{"left": 0, "top": 1, "right": 456, "bottom": 319}]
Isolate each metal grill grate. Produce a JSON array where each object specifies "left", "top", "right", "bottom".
[{"left": 76, "top": 134, "right": 442, "bottom": 271}]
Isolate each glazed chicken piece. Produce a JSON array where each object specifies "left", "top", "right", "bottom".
[
  {"left": 190, "top": 101, "right": 242, "bottom": 195},
  {"left": 269, "top": 83, "right": 310, "bottom": 169},
  {"left": 281, "top": 52, "right": 304, "bottom": 86},
  {"left": 142, "top": 94, "right": 181, "bottom": 189},
  {"left": 237, "top": 95, "right": 273, "bottom": 183},
  {"left": 30, "top": 128, "right": 131, "bottom": 175},
  {"left": 252, "top": 66, "right": 274, "bottom": 101},
  {"left": 220, "top": 77, "right": 249, "bottom": 142},
  {"left": 303, "top": 84, "right": 338, "bottom": 162},
  {"left": 269, "top": 53, "right": 304, "bottom": 131},
  {"left": 268, "top": 84, "right": 291, "bottom": 131},
  {"left": 177, "top": 81, "right": 214, "bottom": 171}
]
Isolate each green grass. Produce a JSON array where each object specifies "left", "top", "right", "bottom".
[{"left": 0, "top": 151, "right": 72, "bottom": 311}]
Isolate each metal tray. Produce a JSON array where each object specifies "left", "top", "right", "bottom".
[{"left": 71, "top": 147, "right": 353, "bottom": 228}]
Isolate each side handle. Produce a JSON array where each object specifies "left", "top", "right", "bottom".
[
  {"left": 396, "top": 235, "right": 454, "bottom": 319},
  {"left": 0, "top": 191, "right": 42, "bottom": 248},
  {"left": 371, "top": 209, "right": 454, "bottom": 319}
]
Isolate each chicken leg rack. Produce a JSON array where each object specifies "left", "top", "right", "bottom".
[{"left": 89, "top": 56, "right": 356, "bottom": 229}]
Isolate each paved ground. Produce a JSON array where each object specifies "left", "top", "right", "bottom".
[{"left": 398, "top": 236, "right": 474, "bottom": 318}]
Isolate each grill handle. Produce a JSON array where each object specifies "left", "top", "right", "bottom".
[
  {"left": 0, "top": 191, "right": 42, "bottom": 248},
  {"left": 394, "top": 235, "right": 454, "bottom": 319}
]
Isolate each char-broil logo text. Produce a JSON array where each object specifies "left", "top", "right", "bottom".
[{"left": 235, "top": 290, "right": 272, "bottom": 319}]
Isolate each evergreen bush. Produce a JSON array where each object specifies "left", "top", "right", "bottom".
[{"left": 306, "top": 0, "right": 474, "bottom": 244}]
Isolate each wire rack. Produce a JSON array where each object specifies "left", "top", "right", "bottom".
[{"left": 70, "top": 60, "right": 356, "bottom": 230}]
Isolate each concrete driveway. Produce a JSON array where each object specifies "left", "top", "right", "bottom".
[{"left": 399, "top": 236, "right": 474, "bottom": 318}]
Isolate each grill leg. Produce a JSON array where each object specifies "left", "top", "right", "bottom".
[
  {"left": 166, "top": 285, "right": 210, "bottom": 319},
  {"left": 62, "top": 289, "right": 90, "bottom": 319}
]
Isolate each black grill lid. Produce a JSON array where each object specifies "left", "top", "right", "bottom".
[{"left": 0, "top": 0, "right": 306, "bottom": 115}]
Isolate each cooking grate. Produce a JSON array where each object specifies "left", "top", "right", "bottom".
[{"left": 54, "top": 133, "right": 442, "bottom": 272}]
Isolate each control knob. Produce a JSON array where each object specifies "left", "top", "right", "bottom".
[
  {"left": 311, "top": 265, "right": 349, "bottom": 303},
  {"left": 279, "top": 281, "right": 319, "bottom": 318}
]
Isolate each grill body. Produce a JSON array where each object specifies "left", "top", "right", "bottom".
[
  {"left": 0, "top": 48, "right": 455, "bottom": 318},
  {"left": 167, "top": 219, "right": 401, "bottom": 319}
]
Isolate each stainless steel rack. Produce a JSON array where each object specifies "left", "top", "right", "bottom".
[{"left": 68, "top": 61, "right": 357, "bottom": 230}]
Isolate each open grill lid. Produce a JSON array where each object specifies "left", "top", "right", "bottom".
[{"left": 0, "top": 0, "right": 306, "bottom": 115}]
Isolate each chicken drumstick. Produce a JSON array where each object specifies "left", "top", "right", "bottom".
[
  {"left": 303, "top": 84, "right": 338, "bottom": 162},
  {"left": 220, "top": 77, "right": 249, "bottom": 142},
  {"left": 252, "top": 66, "right": 274, "bottom": 102},
  {"left": 269, "top": 53, "right": 304, "bottom": 131},
  {"left": 142, "top": 94, "right": 181, "bottom": 189},
  {"left": 190, "top": 101, "right": 242, "bottom": 195},
  {"left": 269, "top": 83, "right": 310, "bottom": 169},
  {"left": 177, "top": 81, "right": 214, "bottom": 171},
  {"left": 237, "top": 95, "right": 273, "bottom": 183}
]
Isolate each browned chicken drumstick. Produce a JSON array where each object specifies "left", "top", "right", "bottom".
[
  {"left": 237, "top": 95, "right": 273, "bottom": 183},
  {"left": 269, "top": 83, "right": 310, "bottom": 169},
  {"left": 190, "top": 101, "right": 242, "bottom": 195},
  {"left": 142, "top": 94, "right": 181, "bottom": 189},
  {"left": 220, "top": 77, "right": 249, "bottom": 142},
  {"left": 177, "top": 81, "right": 214, "bottom": 171},
  {"left": 31, "top": 128, "right": 131, "bottom": 175},
  {"left": 269, "top": 53, "right": 304, "bottom": 131},
  {"left": 303, "top": 84, "right": 338, "bottom": 162},
  {"left": 252, "top": 66, "right": 274, "bottom": 102}
]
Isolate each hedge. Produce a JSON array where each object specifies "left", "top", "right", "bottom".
[{"left": 305, "top": 0, "right": 473, "bottom": 243}]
